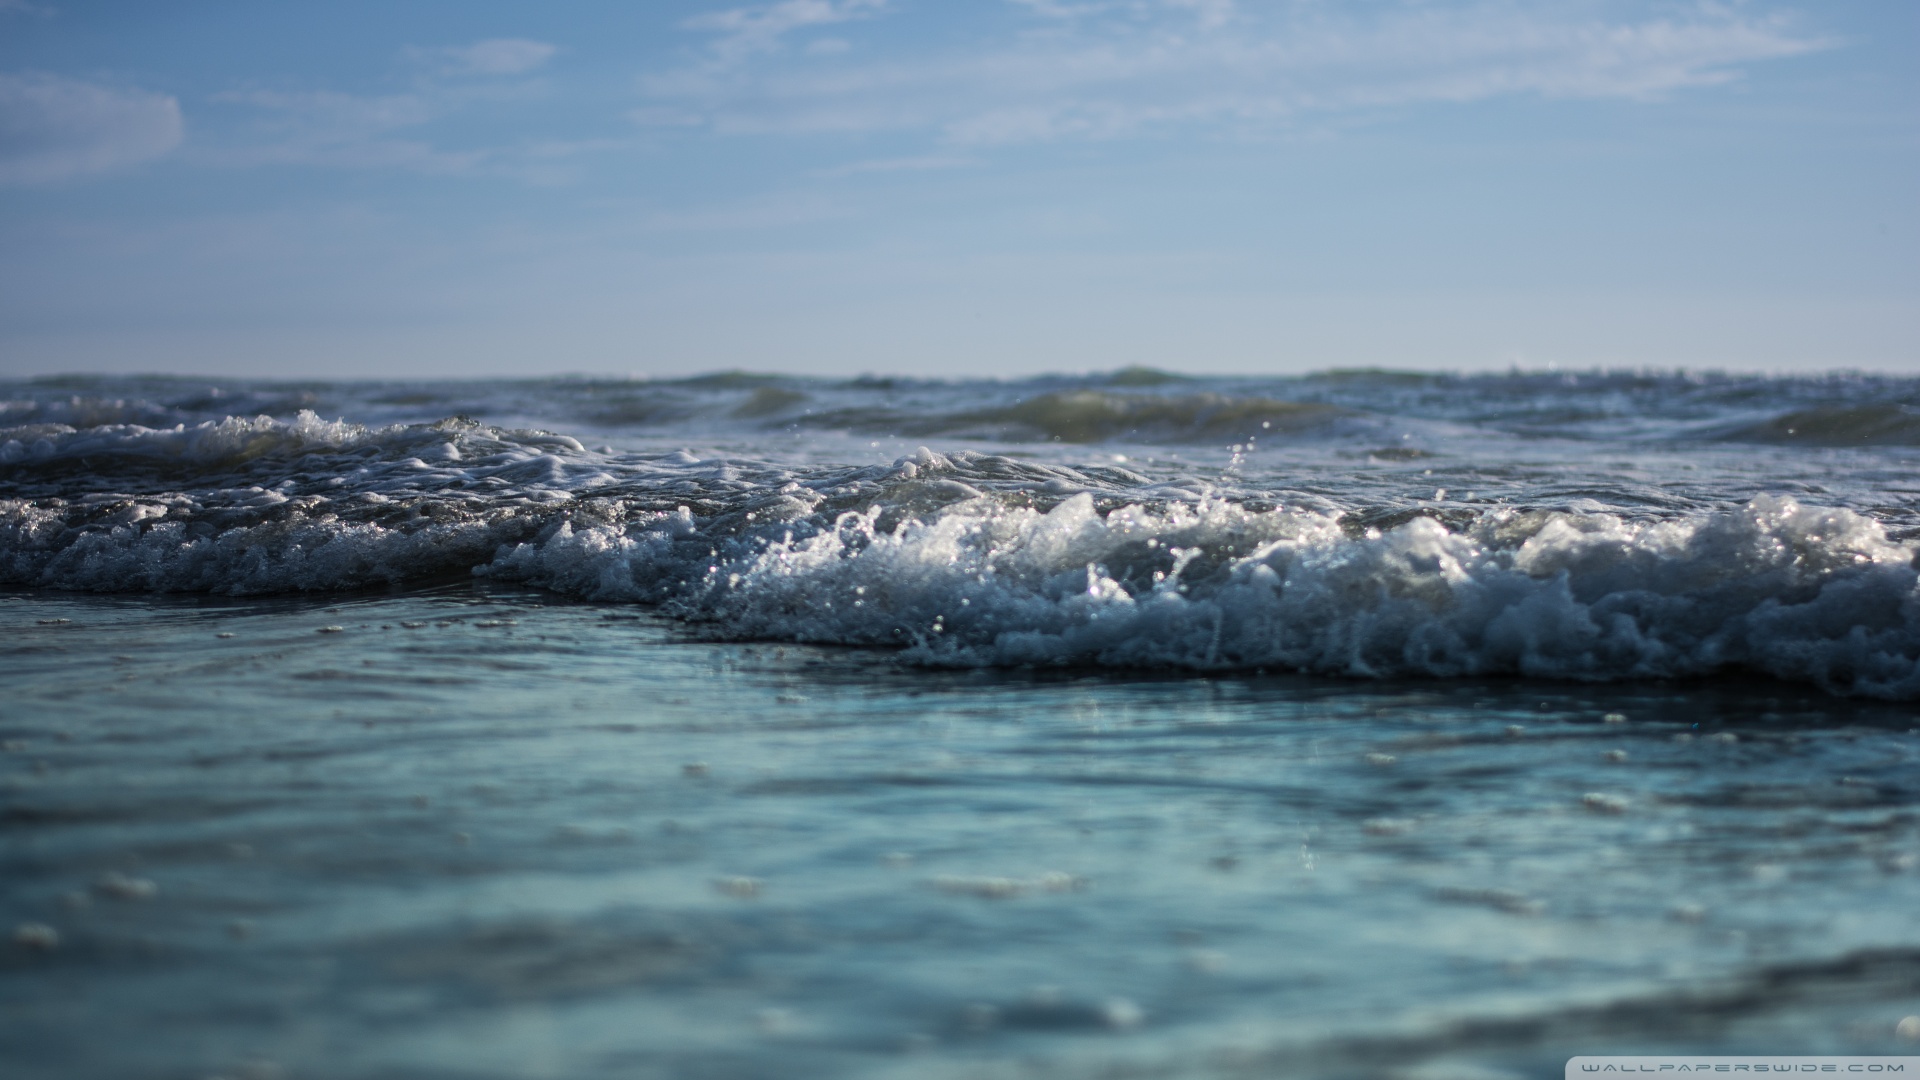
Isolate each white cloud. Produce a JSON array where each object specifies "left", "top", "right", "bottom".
[
  {"left": 1005, "top": 0, "right": 1108, "bottom": 18},
  {"left": 206, "top": 80, "right": 629, "bottom": 180},
  {"left": 1163, "top": 0, "right": 1233, "bottom": 32},
  {"left": 206, "top": 87, "right": 485, "bottom": 172},
  {"left": 0, "top": 72, "right": 183, "bottom": 184},
  {"left": 814, "top": 153, "right": 977, "bottom": 177},
  {"left": 686, "top": 0, "right": 891, "bottom": 64},
  {"left": 642, "top": 2, "right": 1829, "bottom": 145},
  {"left": 220, "top": 88, "right": 437, "bottom": 131},
  {"left": 406, "top": 39, "right": 558, "bottom": 78},
  {"left": 200, "top": 39, "right": 561, "bottom": 174}
]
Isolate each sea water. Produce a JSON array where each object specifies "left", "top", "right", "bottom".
[{"left": 3, "top": 370, "right": 1919, "bottom": 1078}]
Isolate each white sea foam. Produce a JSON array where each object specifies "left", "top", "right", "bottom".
[
  {"left": 0, "top": 497, "right": 535, "bottom": 593},
  {"left": 482, "top": 455, "right": 1920, "bottom": 698},
  {"left": 1, "top": 411, "right": 361, "bottom": 466}
]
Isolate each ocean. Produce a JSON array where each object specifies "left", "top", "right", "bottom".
[{"left": 4, "top": 369, "right": 1919, "bottom": 1078}]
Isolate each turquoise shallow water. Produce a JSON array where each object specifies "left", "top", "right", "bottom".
[{"left": 4, "top": 584, "right": 1919, "bottom": 1079}]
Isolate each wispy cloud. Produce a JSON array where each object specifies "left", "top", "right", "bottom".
[
  {"left": 641, "top": 1, "right": 1829, "bottom": 144},
  {"left": 813, "top": 153, "right": 977, "bottom": 177},
  {"left": 205, "top": 39, "right": 565, "bottom": 174},
  {"left": 204, "top": 87, "right": 482, "bottom": 172},
  {"left": 1004, "top": 0, "right": 1108, "bottom": 19},
  {"left": 1164, "top": 0, "right": 1233, "bottom": 32},
  {"left": 0, "top": 72, "right": 183, "bottom": 184},
  {"left": 405, "top": 39, "right": 558, "bottom": 78},
  {"left": 685, "top": 0, "right": 891, "bottom": 64}
]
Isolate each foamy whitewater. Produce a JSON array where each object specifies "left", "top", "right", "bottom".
[{"left": 5, "top": 370, "right": 1917, "bottom": 697}]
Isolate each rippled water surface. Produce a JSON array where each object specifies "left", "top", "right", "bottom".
[{"left": 4, "top": 371, "right": 1919, "bottom": 1077}]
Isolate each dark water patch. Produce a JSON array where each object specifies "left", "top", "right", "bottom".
[
  {"left": 928, "top": 390, "right": 1351, "bottom": 444},
  {"left": 1350, "top": 445, "right": 1435, "bottom": 461},
  {"left": 1718, "top": 404, "right": 1920, "bottom": 447},
  {"left": 578, "top": 392, "right": 682, "bottom": 427},
  {"left": 378, "top": 918, "right": 728, "bottom": 1002},
  {"left": 670, "top": 370, "right": 792, "bottom": 390}
]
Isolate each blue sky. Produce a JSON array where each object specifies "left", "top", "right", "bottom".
[{"left": 0, "top": 0, "right": 1913, "bottom": 378}]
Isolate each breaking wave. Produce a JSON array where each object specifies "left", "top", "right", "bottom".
[
  {"left": 3, "top": 408, "right": 1916, "bottom": 699},
  {"left": 490, "top": 470, "right": 1920, "bottom": 700}
]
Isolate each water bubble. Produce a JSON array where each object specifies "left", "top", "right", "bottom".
[
  {"left": 714, "top": 875, "right": 763, "bottom": 899},
  {"left": 93, "top": 871, "right": 158, "bottom": 900},
  {"left": 13, "top": 922, "right": 58, "bottom": 950},
  {"left": 933, "top": 875, "right": 1025, "bottom": 899},
  {"left": 1184, "top": 949, "right": 1227, "bottom": 974},
  {"left": 1102, "top": 998, "right": 1145, "bottom": 1029},
  {"left": 1435, "top": 886, "right": 1545, "bottom": 916},
  {"left": 755, "top": 1008, "right": 797, "bottom": 1035}
]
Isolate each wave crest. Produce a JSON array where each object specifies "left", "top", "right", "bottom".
[{"left": 485, "top": 490, "right": 1920, "bottom": 699}]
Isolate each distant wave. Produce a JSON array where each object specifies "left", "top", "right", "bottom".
[
  {"left": 1714, "top": 404, "right": 1920, "bottom": 447},
  {"left": 804, "top": 390, "right": 1358, "bottom": 444},
  {"left": 7, "top": 369, "right": 1920, "bottom": 449}
]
